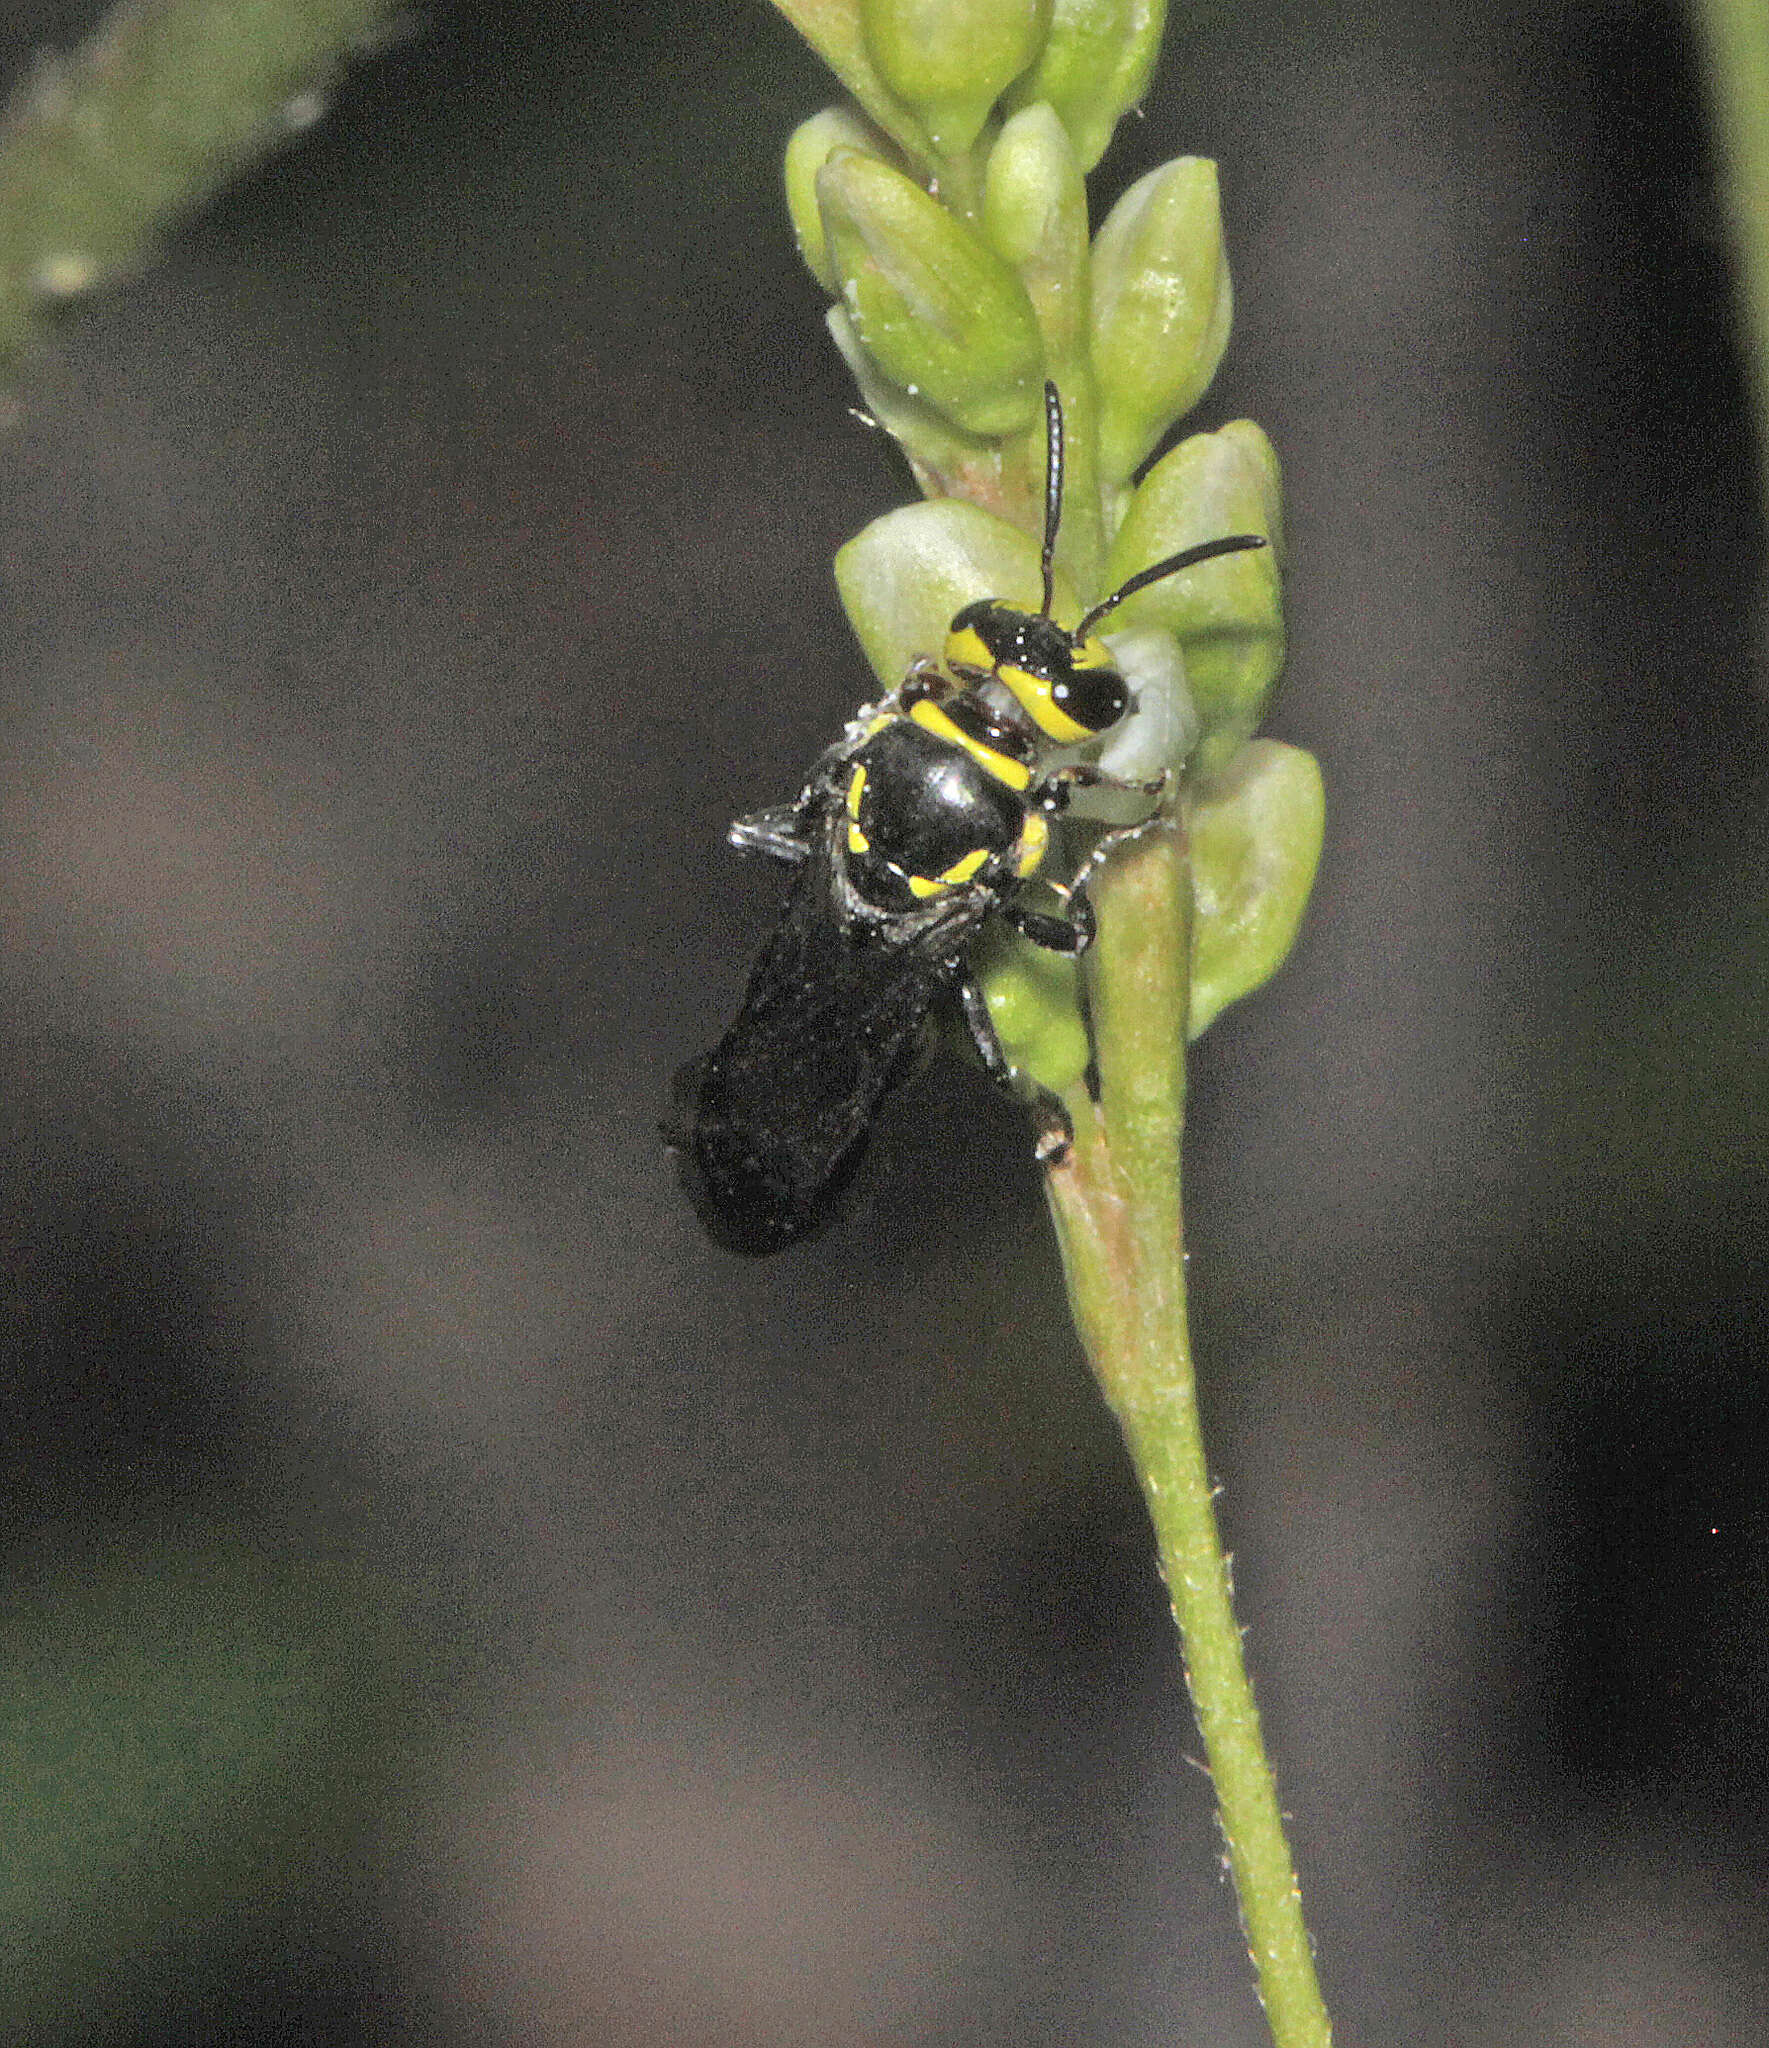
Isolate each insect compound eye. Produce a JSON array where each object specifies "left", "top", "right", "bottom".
[{"left": 1050, "top": 659, "right": 1129, "bottom": 734}]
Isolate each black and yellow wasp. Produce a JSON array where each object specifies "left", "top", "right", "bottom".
[{"left": 669, "top": 384, "right": 1266, "bottom": 1254}]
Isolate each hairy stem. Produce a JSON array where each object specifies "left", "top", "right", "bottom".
[{"left": 1048, "top": 828, "right": 1332, "bottom": 2048}]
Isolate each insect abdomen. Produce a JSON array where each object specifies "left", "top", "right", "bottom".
[{"left": 670, "top": 824, "right": 973, "bottom": 1253}]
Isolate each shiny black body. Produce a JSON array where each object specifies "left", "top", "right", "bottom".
[
  {"left": 845, "top": 715, "right": 1029, "bottom": 912},
  {"left": 668, "top": 795, "right": 1001, "bottom": 1255},
  {"left": 667, "top": 380, "right": 1269, "bottom": 1255}
]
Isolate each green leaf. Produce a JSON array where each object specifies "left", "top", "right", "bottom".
[{"left": 1187, "top": 739, "right": 1323, "bottom": 1039}]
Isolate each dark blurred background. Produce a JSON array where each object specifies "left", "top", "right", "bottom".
[{"left": 2, "top": 0, "right": 1767, "bottom": 2041}]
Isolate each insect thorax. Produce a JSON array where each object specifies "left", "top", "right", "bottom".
[{"left": 842, "top": 715, "right": 1044, "bottom": 914}]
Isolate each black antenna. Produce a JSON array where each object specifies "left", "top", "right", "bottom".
[
  {"left": 1073, "top": 533, "right": 1268, "bottom": 641},
  {"left": 1039, "top": 380, "right": 1063, "bottom": 618}
]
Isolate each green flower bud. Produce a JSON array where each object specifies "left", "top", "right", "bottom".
[
  {"left": 981, "top": 940, "right": 1090, "bottom": 1093},
  {"left": 819, "top": 151, "right": 1046, "bottom": 438},
  {"left": 834, "top": 499, "right": 1058, "bottom": 687},
  {"left": 1104, "top": 421, "right": 1283, "bottom": 776},
  {"left": 786, "top": 107, "right": 894, "bottom": 293},
  {"left": 766, "top": 0, "right": 936, "bottom": 163},
  {"left": 860, "top": 0, "right": 1051, "bottom": 159},
  {"left": 1090, "top": 157, "right": 1232, "bottom": 483},
  {"left": 1028, "top": 1008, "right": 1092, "bottom": 1094},
  {"left": 825, "top": 308, "right": 1002, "bottom": 500},
  {"left": 1004, "top": 0, "right": 1167, "bottom": 172},
  {"left": 1187, "top": 740, "right": 1323, "bottom": 1040},
  {"left": 982, "top": 102, "right": 1089, "bottom": 356}
]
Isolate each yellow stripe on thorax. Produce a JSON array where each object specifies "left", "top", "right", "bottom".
[
  {"left": 907, "top": 847, "right": 991, "bottom": 899},
  {"left": 908, "top": 697, "right": 1032, "bottom": 791},
  {"left": 1014, "top": 809, "right": 1050, "bottom": 878},
  {"left": 845, "top": 764, "right": 870, "bottom": 855}
]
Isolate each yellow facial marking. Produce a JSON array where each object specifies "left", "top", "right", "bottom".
[
  {"left": 945, "top": 624, "right": 994, "bottom": 675},
  {"left": 907, "top": 873, "right": 944, "bottom": 899},
  {"left": 908, "top": 697, "right": 1032, "bottom": 791},
  {"left": 999, "top": 663, "right": 1091, "bottom": 745},
  {"left": 1072, "top": 636, "right": 1113, "bottom": 670}
]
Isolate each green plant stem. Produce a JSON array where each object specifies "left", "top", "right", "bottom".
[
  {"left": 0, "top": 0, "right": 399, "bottom": 387},
  {"left": 1689, "top": 0, "right": 1769, "bottom": 523},
  {"left": 930, "top": 143, "right": 985, "bottom": 224},
  {"left": 1048, "top": 826, "right": 1332, "bottom": 2048}
]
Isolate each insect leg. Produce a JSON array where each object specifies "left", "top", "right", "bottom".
[
  {"left": 958, "top": 972, "right": 1075, "bottom": 1163},
  {"left": 1001, "top": 890, "right": 1095, "bottom": 954},
  {"left": 728, "top": 804, "right": 813, "bottom": 864},
  {"left": 1064, "top": 807, "right": 1173, "bottom": 907},
  {"left": 1041, "top": 761, "right": 1171, "bottom": 806},
  {"left": 1002, "top": 802, "right": 1175, "bottom": 954},
  {"left": 898, "top": 655, "right": 953, "bottom": 706}
]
